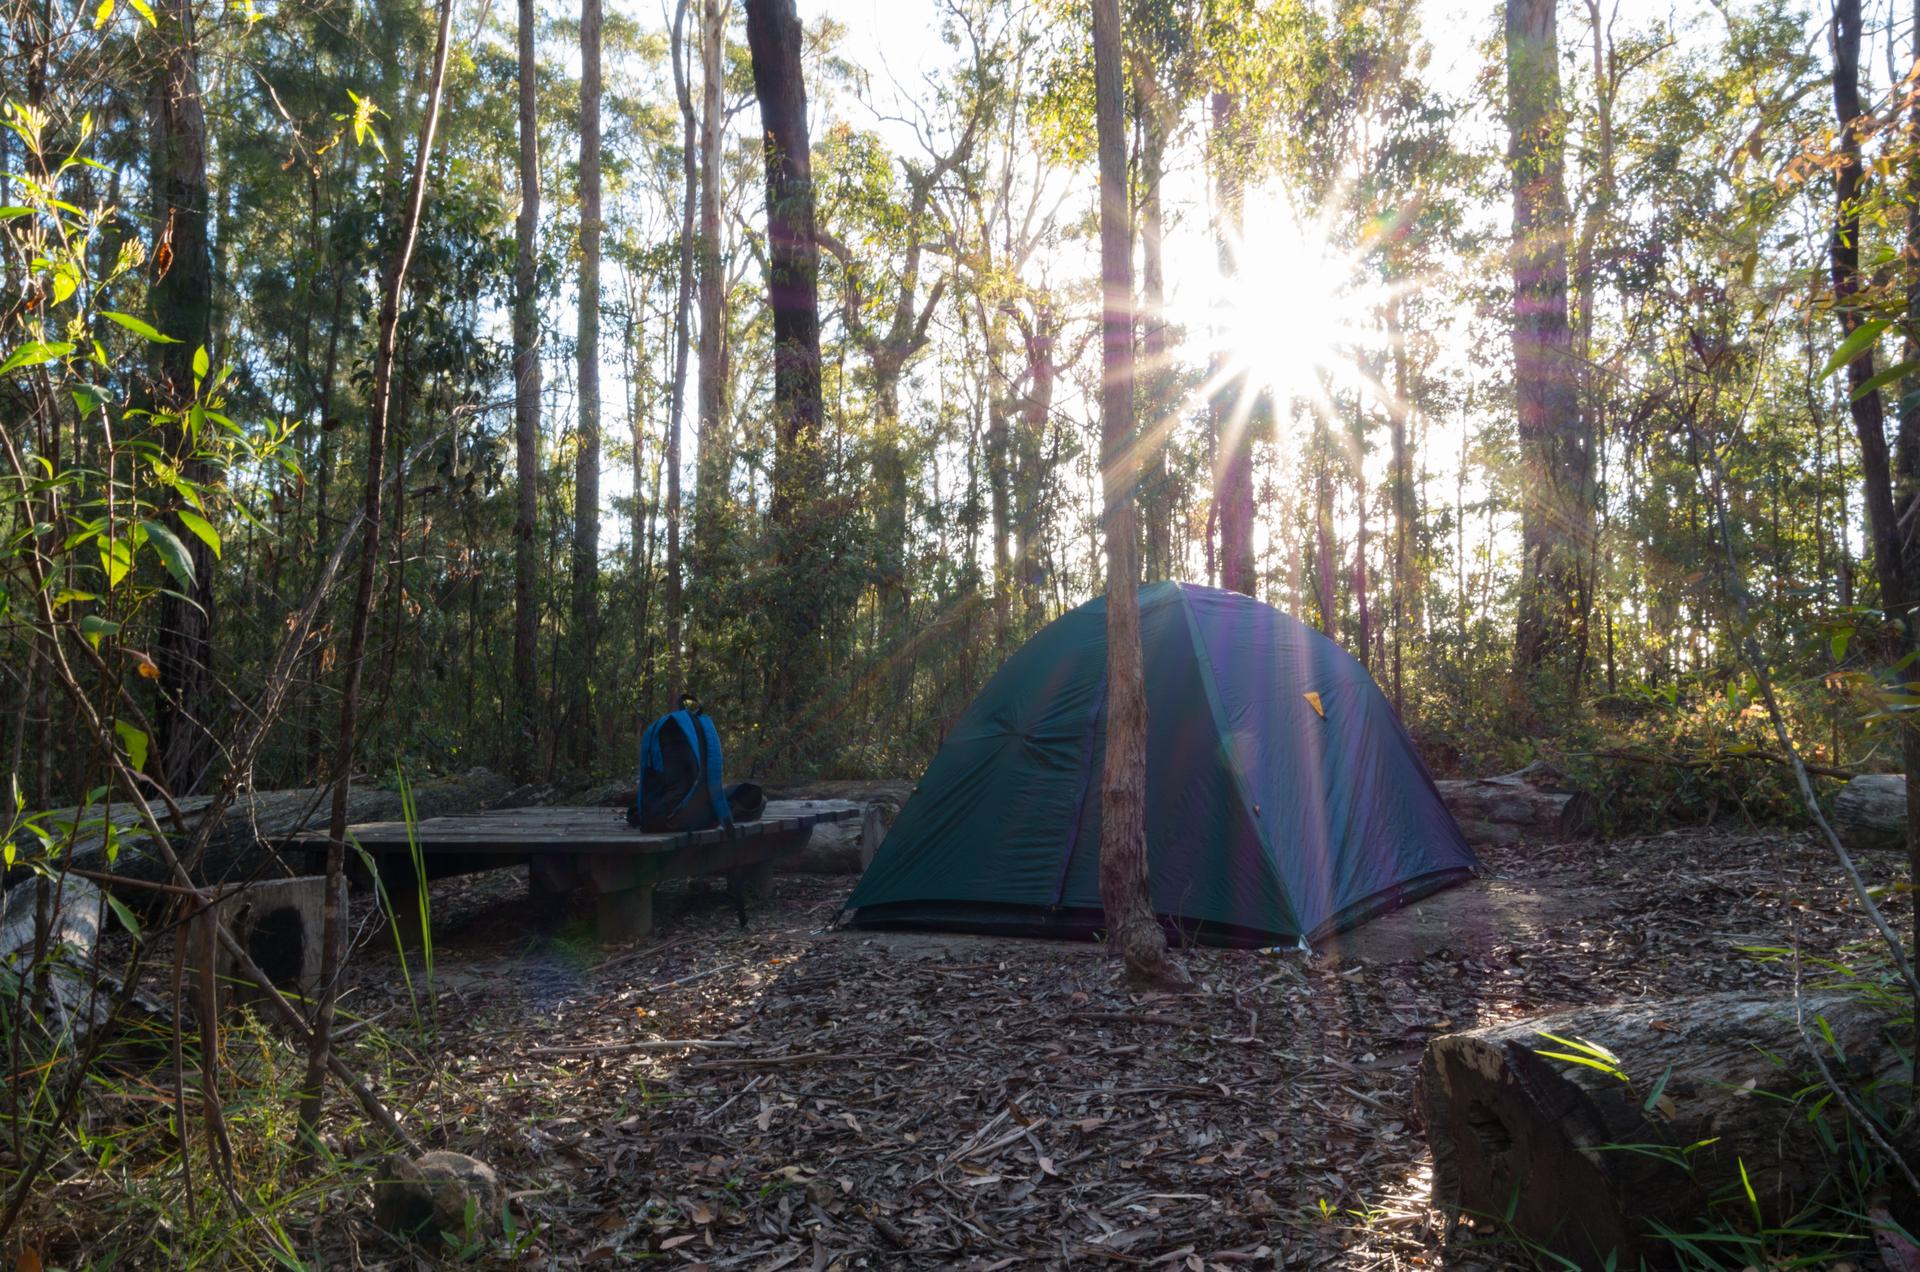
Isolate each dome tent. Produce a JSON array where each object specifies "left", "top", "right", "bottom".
[{"left": 846, "top": 582, "right": 1476, "bottom": 946}]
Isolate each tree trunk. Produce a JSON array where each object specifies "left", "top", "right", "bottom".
[
  {"left": 666, "top": 0, "right": 697, "bottom": 696},
  {"left": 150, "top": 0, "right": 216, "bottom": 796},
  {"left": 571, "top": 0, "right": 604, "bottom": 769},
  {"left": 1421, "top": 993, "right": 1906, "bottom": 1270},
  {"left": 511, "top": 0, "right": 542, "bottom": 782},
  {"left": 1210, "top": 91, "right": 1254, "bottom": 598},
  {"left": 1093, "top": 0, "right": 1173, "bottom": 987},
  {"left": 743, "top": 0, "right": 825, "bottom": 727},
  {"left": 1386, "top": 296, "right": 1412, "bottom": 712},
  {"left": 695, "top": 0, "right": 730, "bottom": 596},
  {"left": 1506, "top": 0, "right": 1589, "bottom": 685},
  {"left": 300, "top": 0, "right": 454, "bottom": 1146},
  {"left": 1138, "top": 71, "right": 1172, "bottom": 583}
]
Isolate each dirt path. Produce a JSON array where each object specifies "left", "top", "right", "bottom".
[{"left": 312, "top": 827, "right": 1901, "bottom": 1268}]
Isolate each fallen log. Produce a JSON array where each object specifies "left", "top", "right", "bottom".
[
  {"left": 1432, "top": 764, "right": 1592, "bottom": 845},
  {"left": 1833, "top": 773, "right": 1908, "bottom": 852},
  {"left": 1418, "top": 992, "right": 1905, "bottom": 1269}
]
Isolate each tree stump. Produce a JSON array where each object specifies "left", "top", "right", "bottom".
[
  {"left": 1833, "top": 774, "right": 1907, "bottom": 851},
  {"left": 1419, "top": 993, "right": 1905, "bottom": 1269},
  {"left": 189, "top": 874, "right": 343, "bottom": 1014}
]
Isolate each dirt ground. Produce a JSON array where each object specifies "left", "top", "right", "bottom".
[{"left": 305, "top": 827, "right": 1900, "bottom": 1269}]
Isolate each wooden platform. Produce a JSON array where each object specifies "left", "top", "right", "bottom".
[{"left": 285, "top": 800, "right": 860, "bottom": 941}]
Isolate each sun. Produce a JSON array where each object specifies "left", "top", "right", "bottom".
[{"left": 1205, "top": 188, "right": 1386, "bottom": 429}]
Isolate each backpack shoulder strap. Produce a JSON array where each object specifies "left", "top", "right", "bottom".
[{"left": 696, "top": 713, "right": 732, "bottom": 827}]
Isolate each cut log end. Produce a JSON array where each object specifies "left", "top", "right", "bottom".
[
  {"left": 1420, "top": 993, "right": 1902, "bottom": 1269},
  {"left": 1833, "top": 773, "right": 1908, "bottom": 851}
]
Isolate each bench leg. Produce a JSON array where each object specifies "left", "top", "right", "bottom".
[
  {"left": 729, "top": 858, "right": 778, "bottom": 905},
  {"left": 595, "top": 885, "right": 653, "bottom": 942}
]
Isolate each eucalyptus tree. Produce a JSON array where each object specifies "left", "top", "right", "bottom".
[
  {"left": 1505, "top": 0, "right": 1590, "bottom": 689},
  {"left": 572, "top": 0, "right": 606, "bottom": 764},
  {"left": 512, "top": 0, "right": 542, "bottom": 780},
  {"left": 1092, "top": 0, "right": 1174, "bottom": 987}
]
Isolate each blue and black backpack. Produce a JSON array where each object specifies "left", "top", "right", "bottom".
[{"left": 630, "top": 698, "right": 765, "bottom": 832}]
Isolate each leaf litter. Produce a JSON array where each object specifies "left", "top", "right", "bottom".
[{"left": 295, "top": 825, "right": 1902, "bottom": 1269}]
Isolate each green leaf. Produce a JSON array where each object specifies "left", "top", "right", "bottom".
[
  {"left": 1851, "top": 358, "right": 1918, "bottom": 402},
  {"left": 78, "top": 614, "right": 120, "bottom": 647},
  {"left": 99, "top": 535, "right": 133, "bottom": 588},
  {"left": 1821, "top": 318, "right": 1888, "bottom": 381},
  {"left": 1642, "top": 1064, "right": 1674, "bottom": 1113},
  {"left": 141, "top": 518, "right": 195, "bottom": 588},
  {"left": 114, "top": 719, "right": 149, "bottom": 773},
  {"left": 1832, "top": 627, "right": 1852, "bottom": 661},
  {"left": 51, "top": 589, "right": 98, "bottom": 609},
  {"left": 51, "top": 261, "right": 79, "bottom": 306},
  {"left": 104, "top": 889, "right": 141, "bottom": 941},
  {"left": 100, "top": 310, "right": 178, "bottom": 343},
  {"left": 175, "top": 508, "right": 220, "bottom": 558},
  {"left": 191, "top": 344, "right": 209, "bottom": 382},
  {"left": 0, "top": 340, "right": 75, "bottom": 374}
]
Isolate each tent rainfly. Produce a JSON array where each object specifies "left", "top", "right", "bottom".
[{"left": 846, "top": 582, "right": 1477, "bottom": 946}]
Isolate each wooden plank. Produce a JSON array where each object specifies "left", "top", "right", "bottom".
[{"left": 281, "top": 800, "right": 860, "bottom": 857}]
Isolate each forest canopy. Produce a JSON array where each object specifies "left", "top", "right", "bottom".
[{"left": 1, "top": 0, "right": 1913, "bottom": 816}]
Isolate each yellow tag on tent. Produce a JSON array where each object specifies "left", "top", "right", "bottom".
[{"left": 1303, "top": 691, "right": 1324, "bottom": 718}]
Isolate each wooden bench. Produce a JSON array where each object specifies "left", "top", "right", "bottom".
[{"left": 286, "top": 800, "right": 860, "bottom": 941}]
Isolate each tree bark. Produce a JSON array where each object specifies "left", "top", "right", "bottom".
[
  {"left": 572, "top": 0, "right": 604, "bottom": 768},
  {"left": 1833, "top": 773, "right": 1910, "bottom": 851},
  {"left": 300, "top": 0, "right": 455, "bottom": 1146},
  {"left": 695, "top": 0, "right": 730, "bottom": 600},
  {"left": 743, "top": 0, "right": 825, "bottom": 727},
  {"left": 1432, "top": 765, "right": 1592, "bottom": 845},
  {"left": 1210, "top": 92, "right": 1254, "bottom": 598},
  {"left": 1421, "top": 993, "right": 1907, "bottom": 1270},
  {"left": 1093, "top": 0, "right": 1173, "bottom": 987},
  {"left": 511, "top": 0, "right": 542, "bottom": 782},
  {"left": 1138, "top": 70, "right": 1172, "bottom": 583},
  {"left": 1506, "top": 0, "right": 1590, "bottom": 685},
  {"left": 667, "top": 0, "right": 697, "bottom": 696},
  {"left": 150, "top": 0, "right": 216, "bottom": 796}
]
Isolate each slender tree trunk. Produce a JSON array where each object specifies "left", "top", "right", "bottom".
[
  {"left": 1211, "top": 92, "right": 1254, "bottom": 597},
  {"left": 1386, "top": 297, "right": 1411, "bottom": 711},
  {"left": 874, "top": 371, "right": 910, "bottom": 675},
  {"left": 301, "top": 0, "right": 455, "bottom": 1145},
  {"left": 1093, "top": 0, "right": 1173, "bottom": 987},
  {"left": 695, "top": 0, "right": 730, "bottom": 603},
  {"left": 1506, "top": 0, "right": 1589, "bottom": 686},
  {"left": 667, "top": 0, "right": 697, "bottom": 695},
  {"left": 987, "top": 312, "right": 1012, "bottom": 643},
  {"left": 1139, "top": 72, "right": 1172, "bottom": 583},
  {"left": 150, "top": 0, "right": 216, "bottom": 796},
  {"left": 511, "top": 0, "right": 542, "bottom": 781},
  {"left": 572, "top": 0, "right": 604, "bottom": 768},
  {"left": 743, "top": 0, "right": 825, "bottom": 727}
]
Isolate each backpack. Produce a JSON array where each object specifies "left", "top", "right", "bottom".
[{"left": 631, "top": 703, "right": 733, "bottom": 832}]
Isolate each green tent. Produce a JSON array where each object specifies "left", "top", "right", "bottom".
[{"left": 846, "top": 582, "right": 1476, "bottom": 946}]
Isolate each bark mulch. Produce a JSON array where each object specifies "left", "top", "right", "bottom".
[{"left": 314, "top": 827, "right": 1901, "bottom": 1269}]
